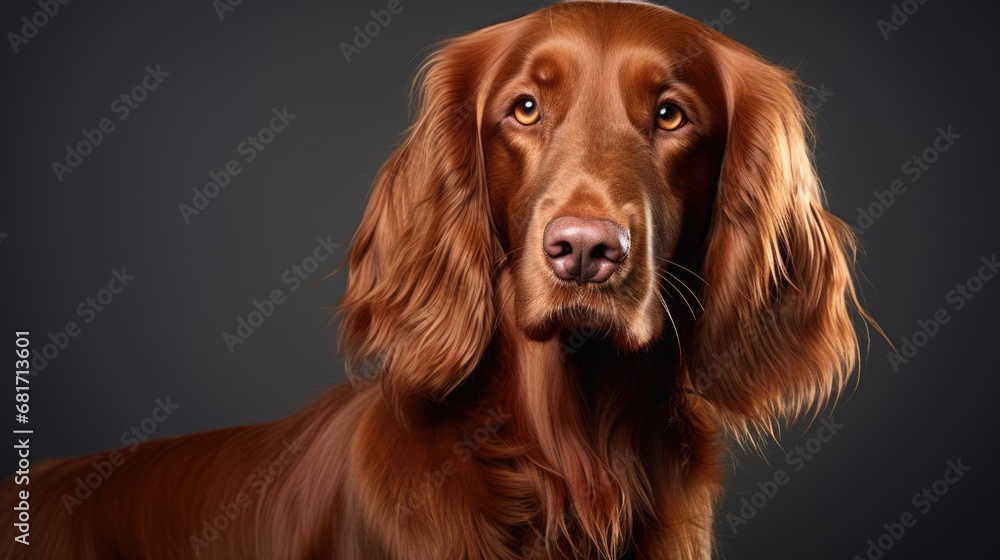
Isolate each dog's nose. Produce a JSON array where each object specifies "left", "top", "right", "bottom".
[{"left": 543, "top": 217, "right": 629, "bottom": 283}]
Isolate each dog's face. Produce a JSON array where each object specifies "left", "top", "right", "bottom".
[
  {"left": 483, "top": 7, "right": 726, "bottom": 349},
  {"left": 342, "top": 1, "right": 862, "bottom": 430}
]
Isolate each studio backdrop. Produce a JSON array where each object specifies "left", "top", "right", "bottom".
[{"left": 2, "top": 0, "right": 997, "bottom": 558}]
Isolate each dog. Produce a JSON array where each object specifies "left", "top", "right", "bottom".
[{"left": 2, "top": 2, "right": 869, "bottom": 558}]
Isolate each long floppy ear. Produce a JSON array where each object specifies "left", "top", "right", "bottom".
[
  {"left": 337, "top": 31, "right": 507, "bottom": 418},
  {"left": 688, "top": 38, "right": 868, "bottom": 439}
]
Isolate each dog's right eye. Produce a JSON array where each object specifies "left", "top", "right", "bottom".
[
  {"left": 656, "top": 103, "right": 685, "bottom": 131},
  {"left": 513, "top": 98, "right": 541, "bottom": 126}
]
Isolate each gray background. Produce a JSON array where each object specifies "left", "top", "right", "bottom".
[{"left": 2, "top": 0, "right": 998, "bottom": 558}]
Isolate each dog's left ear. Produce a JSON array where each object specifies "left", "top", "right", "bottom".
[
  {"left": 687, "top": 37, "right": 869, "bottom": 438},
  {"left": 336, "top": 27, "right": 516, "bottom": 419}
]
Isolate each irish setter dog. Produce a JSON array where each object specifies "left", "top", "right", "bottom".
[{"left": 4, "top": 2, "right": 867, "bottom": 558}]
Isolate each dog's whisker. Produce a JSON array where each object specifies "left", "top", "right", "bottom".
[
  {"left": 654, "top": 289, "right": 683, "bottom": 356},
  {"left": 662, "top": 269, "right": 704, "bottom": 312},
  {"left": 656, "top": 272, "right": 694, "bottom": 316},
  {"left": 655, "top": 257, "right": 709, "bottom": 286},
  {"left": 656, "top": 271, "right": 698, "bottom": 320}
]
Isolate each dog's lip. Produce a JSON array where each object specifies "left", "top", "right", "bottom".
[
  {"left": 559, "top": 303, "right": 603, "bottom": 320},
  {"left": 547, "top": 303, "right": 617, "bottom": 331},
  {"left": 525, "top": 303, "right": 651, "bottom": 350}
]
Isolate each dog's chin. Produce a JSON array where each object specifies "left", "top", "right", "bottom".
[{"left": 521, "top": 303, "right": 657, "bottom": 352}]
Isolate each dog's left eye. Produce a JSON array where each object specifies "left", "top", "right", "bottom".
[
  {"left": 656, "top": 103, "right": 685, "bottom": 131},
  {"left": 513, "top": 98, "right": 541, "bottom": 126}
]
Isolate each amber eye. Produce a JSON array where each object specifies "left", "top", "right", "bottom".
[
  {"left": 513, "top": 98, "right": 540, "bottom": 125},
  {"left": 656, "top": 103, "right": 685, "bottom": 131}
]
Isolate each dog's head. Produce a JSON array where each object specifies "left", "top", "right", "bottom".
[
  {"left": 339, "top": 1, "right": 865, "bottom": 433},
  {"left": 481, "top": 4, "right": 725, "bottom": 349}
]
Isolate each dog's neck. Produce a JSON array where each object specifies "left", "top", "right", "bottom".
[{"left": 466, "top": 271, "right": 689, "bottom": 556}]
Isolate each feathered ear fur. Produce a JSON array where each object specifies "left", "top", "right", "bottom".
[
  {"left": 687, "top": 37, "right": 868, "bottom": 440},
  {"left": 337, "top": 29, "right": 511, "bottom": 418}
]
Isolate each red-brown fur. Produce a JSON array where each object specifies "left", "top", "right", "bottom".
[{"left": 2, "top": 2, "right": 868, "bottom": 558}]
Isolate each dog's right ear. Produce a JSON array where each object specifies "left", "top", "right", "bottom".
[{"left": 336, "top": 23, "right": 523, "bottom": 421}]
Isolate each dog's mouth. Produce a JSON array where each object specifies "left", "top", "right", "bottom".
[
  {"left": 522, "top": 291, "right": 643, "bottom": 349},
  {"left": 549, "top": 302, "right": 614, "bottom": 331}
]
